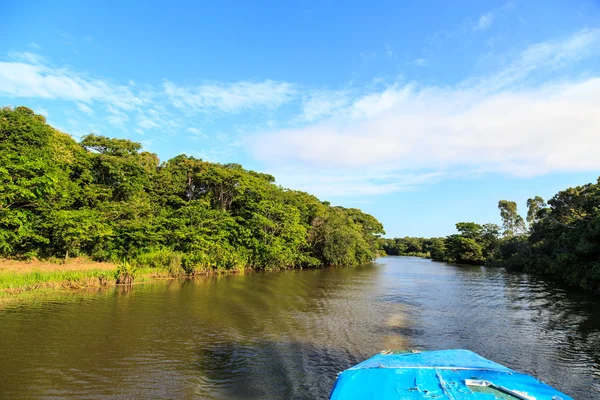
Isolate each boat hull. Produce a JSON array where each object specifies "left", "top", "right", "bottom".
[{"left": 329, "top": 349, "right": 571, "bottom": 399}]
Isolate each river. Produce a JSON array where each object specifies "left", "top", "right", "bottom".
[{"left": 0, "top": 256, "right": 598, "bottom": 399}]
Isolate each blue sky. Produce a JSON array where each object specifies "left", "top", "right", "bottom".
[{"left": 1, "top": 0, "right": 600, "bottom": 237}]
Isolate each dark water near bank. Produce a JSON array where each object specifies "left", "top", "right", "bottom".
[{"left": 1, "top": 257, "right": 599, "bottom": 399}]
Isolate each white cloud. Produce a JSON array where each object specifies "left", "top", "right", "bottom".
[
  {"left": 300, "top": 90, "right": 352, "bottom": 121},
  {"left": 475, "top": 12, "right": 494, "bottom": 31},
  {"left": 135, "top": 108, "right": 183, "bottom": 134},
  {"left": 104, "top": 105, "right": 129, "bottom": 127},
  {"left": 7, "top": 51, "right": 46, "bottom": 65},
  {"left": 186, "top": 127, "right": 208, "bottom": 140},
  {"left": 106, "top": 104, "right": 126, "bottom": 116},
  {"left": 468, "top": 28, "right": 600, "bottom": 93},
  {"left": 107, "top": 114, "right": 129, "bottom": 127},
  {"left": 411, "top": 58, "right": 427, "bottom": 67},
  {"left": 76, "top": 102, "right": 94, "bottom": 115},
  {"left": 138, "top": 117, "right": 160, "bottom": 129},
  {"left": 0, "top": 58, "right": 145, "bottom": 110},
  {"left": 164, "top": 80, "right": 295, "bottom": 113},
  {"left": 186, "top": 127, "right": 202, "bottom": 134},
  {"left": 249, "top": 30, "right": 600, "bottom": 196},
  {"left": 4, "top": 28, "right": 599, "bottom": 199},
  {"left": 265, "top": 168, "right": 445, "bottom": 197},
  {"left": 29, "top": 42, "right": 41, "bottom": 50}
]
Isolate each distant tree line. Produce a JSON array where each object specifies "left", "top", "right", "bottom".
[
  {"left": 0, "top": 106, "right": 384, "bottom": 273},
  {"left": 384, "top": 184, "right": 600, "bottom": 294}
]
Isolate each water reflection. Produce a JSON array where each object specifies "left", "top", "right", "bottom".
[{"left": 0, "top": 257, "right": 598, "bottom": 399}]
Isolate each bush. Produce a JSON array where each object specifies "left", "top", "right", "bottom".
[{"left": 115, "top": 261, "right": 137, "bottom": 284}]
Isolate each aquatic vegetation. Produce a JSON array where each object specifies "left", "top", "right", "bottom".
[{"left": 115, "top": 261, "right": 136, "bottom": 285}]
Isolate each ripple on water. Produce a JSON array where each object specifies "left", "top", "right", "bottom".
[{"left": 0, "top": 257, "right": 599, "bottom": 400}]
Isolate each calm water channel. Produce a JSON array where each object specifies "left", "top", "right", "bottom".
[{"left": 0, "top": 256, "right": 599, "bottom": 399}]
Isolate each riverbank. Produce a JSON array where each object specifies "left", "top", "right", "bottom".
[
  {"left": 0, "top": 255, "right": 376, "bottom": 301},
  {"left": 0, "top": 258, "right": 202, "bottom": 299}
]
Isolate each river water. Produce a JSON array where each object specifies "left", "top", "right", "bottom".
[{"left": 0, "top": 256, "right": 598, "bottom": 399}]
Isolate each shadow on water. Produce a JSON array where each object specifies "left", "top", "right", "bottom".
[{"left": 192, "top": 339, "right": 359, "bottom": 400}]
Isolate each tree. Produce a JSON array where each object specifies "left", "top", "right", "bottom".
[
  {"left": 495, "top": 180, "right": 600, "bottom": 293},
  {"left": 455, "top": 222, "right": 483, "bottom": 239},
  {"left": 444, "top": 235, "right": 484, "bottom": 264},
  {"left": 498, "top": 200, "right": 526, "bottom": 237},
  {"left": 0, "top": 106, "right": 385, "bottom": 270},
  {"left": 526, "top": 196, "right": 546, "bottom": 226},
  {"left": 45, "top": 209, "right": 113, "bottom": 259},
  {"left": 428, "top": 238, "right": 446, "bottom": 261},
  {"left": 479, "top": 223, "right": 501, "bottom": 259},
  {"left": 80, "top": 134, "right": 142, "bottom": 156}
]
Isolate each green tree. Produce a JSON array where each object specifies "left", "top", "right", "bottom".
[
  {"left": 455, "top": 222, "right": 483, "bottom": 239},
  {"left": 0, "top": 106, "right": 384, "bottom": 271},
  {"left": 45, "top": 209, "right": 113, "bottom": 259},
  {"left": 498, "top": 200, "right": 526, "bottom": 237},
  {"left": 444, "top": 235, "right": 484, "bottom": 264},
  {"left": 428, "top": 238, "right": 446, "bottom": 261},
  {"left": 526, "top": 196, "right": 546, "bottom": 226}
]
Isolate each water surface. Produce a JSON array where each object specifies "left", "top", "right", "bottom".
[{"left": 1, "top": 257, "right": 599, "bottom": 399}]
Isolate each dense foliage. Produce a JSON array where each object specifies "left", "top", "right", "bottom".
[
  {"left": 497, "top": 181, "right": 600, "bottom": 293},
  {"left": 383, "top": 223, "right": 500, "bottom": 265},
  {"left": 384, "top": 181, "right": 600, "bottom": 294},
  {"left": 381, "top": 237, "right": 444, "bottom": 258},
  {"left": 0, "top": 106, "right": 384, "bottom": 272}
]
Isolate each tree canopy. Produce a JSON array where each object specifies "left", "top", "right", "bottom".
[{"left": 0, "top": 106, "right": 384, "bottom": 271}]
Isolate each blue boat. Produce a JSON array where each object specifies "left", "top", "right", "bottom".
[{"left": 329, "top": 349, "right": 571, "bottom": 399}]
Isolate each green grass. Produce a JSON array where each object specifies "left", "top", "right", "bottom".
[
  {"left": 0, "top": 259, "right": 239, "bottom": 300},
  {"left": 0, "top": 269, "right": 116, "bottom": 294}
]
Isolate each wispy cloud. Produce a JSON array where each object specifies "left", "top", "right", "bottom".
[
  {"left": 474, "top": 12, "right": 494, "bottom": 31},
  {"left": 249, "top": 29, "right": 600, "bottom": 196},
  {"left": 164, "top": 80, "right": 295, "bottom": 113},
  {"left": 300, "top": 89, "right": 352, "bottom": 121},
  {"left": 7, "top": 51, "right": 46, "bottom": 65},
  {"left": 0, "top": 56, "right": 145, "bottom": 110},
  {"left": 406, "top": 58, "right": 427, "bottom": 67},
  {"left": 186, "top": 127, "right": 202, "bottom": 135},
  {"left": 186, "top": 127, "right": 208, "bottom": 140},
  {"left": 430, "top": 2, "right": 513, "bottom": 44},
  {"left": 3, "top": 27, "right": 599, "bottom": 198},
  {"left": 106, "top": 103, "right": 129, "bottom": 127},
  {"left": 29, "top": 42, "right": 41, "bottom": 50},
  {"left": 264, "top": 167, "right": 445, "bottom": 197},
  {"left": 76, "top": 102, "right": 94, "bottom": 115},
  {"left": 107, "top": 115, "right": 129, "bottom": 127},
  {"left": 136, "top": 107, "right": 182, "bottom": 133},
  {"left": 0, "top": 51, "right": 297, "bottom": 148},
  {"left": 138, "top": 117, "right": 159, "bottom": 129},
  {"left": 469, "top": 28, "right": 600, "bottom": 92}
]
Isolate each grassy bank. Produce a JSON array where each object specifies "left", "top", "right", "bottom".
[
  {"left": 0, "top": 269, "right": 115, "bottom": 294},
  {"left": 0, "top": 258, "right": 206, "bottom": 298},
  {"left": 0, "top": 253, "right": 263, "bottom": 301}
]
